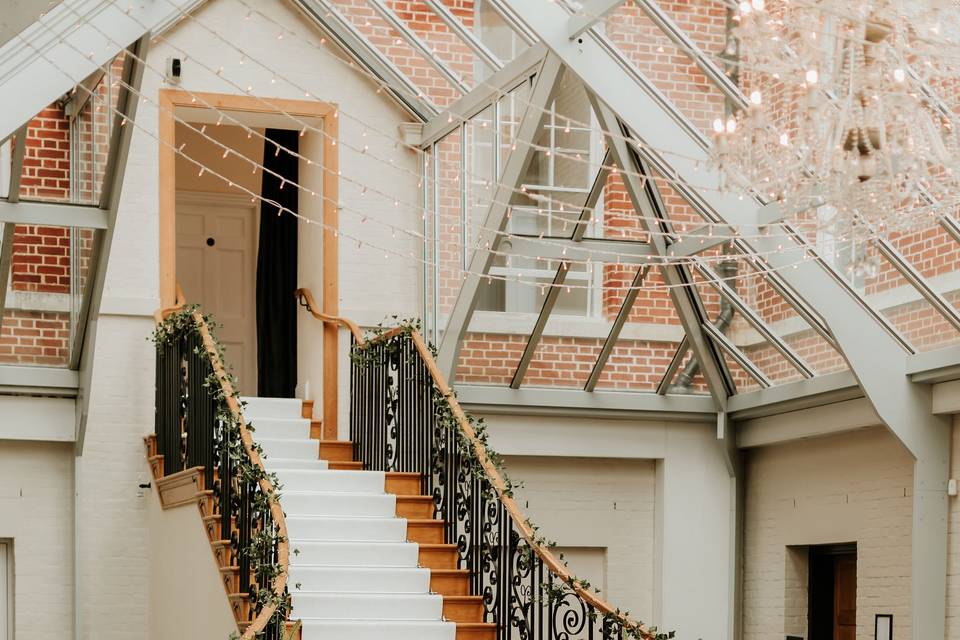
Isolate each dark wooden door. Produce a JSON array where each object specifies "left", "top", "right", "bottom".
[{"left": 833, "top": 555, "right": 857, "bottom": 640}]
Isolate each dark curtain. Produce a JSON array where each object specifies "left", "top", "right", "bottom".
[{"left": 256, "top": 128, "right": 298, "bottom": 397}]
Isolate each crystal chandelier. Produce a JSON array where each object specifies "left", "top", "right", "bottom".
[{"left": 711, "top": 0, "right": 960, "bottom": 278}]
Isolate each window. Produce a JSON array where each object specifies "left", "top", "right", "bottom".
[
  {"left": 0, "top": 541, "right": 10, "bottom": 640},
  {"left": 476, "top": 77, "right": 606, "bottom": 317}
]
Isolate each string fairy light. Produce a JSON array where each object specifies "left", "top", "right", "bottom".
[{"left": 19, "top": 4, "right": 956, "bottom": 297}]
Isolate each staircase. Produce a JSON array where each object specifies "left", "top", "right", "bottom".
[{"left": 242, "top": 396, "right": 495, "bottom": 640}]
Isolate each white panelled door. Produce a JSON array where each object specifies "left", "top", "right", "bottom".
[{"left": 177, "top": 194, "right": 258, "bottom": 394}]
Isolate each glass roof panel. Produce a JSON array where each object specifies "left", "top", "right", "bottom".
[
  {"left": 860, "top": 242, "right": 960, "bottom": 352},
  {"left": 399, "top": 1, "right": 499, "bottom": 87},
  {"left": 601, "top": 1, "right": 729, "bottom": 142},
  {"left": 336, "top": 0, "right": 464, "bottom": 108}
]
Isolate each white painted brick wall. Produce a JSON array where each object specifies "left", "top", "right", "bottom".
[
  {"left": 503, "top": 455, "right": 657, "bottom": 623},
  {"left": 743, "top": 427, "right": 913, "bottom": 640},
  {"left": 0, "top": 440, "right": 74, "bottom": 639},
  {"left": 75, "top": 0, "right": 423, "bottom": 637}
]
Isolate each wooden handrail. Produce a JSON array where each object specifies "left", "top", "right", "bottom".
[
  {"left": 296, "top": 288, "right": 653, "bottom": 638},
  {"left": 295, "top": 288, "right": 364, "bottom": 342},
  {"left": 153, "top": 282, "right": 187, "bottom": 323},
  {"left": 192, "top": 311, "right": 290, "bottom": 640}
]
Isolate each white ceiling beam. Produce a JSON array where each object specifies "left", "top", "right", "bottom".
[
  {"left": 567, "top": 0, "right": 627, "bottom": 41},
  {"left": 418, "top": 43, "right": 546, "bottom": 147},
  {"left": 0, "top": 200, "right": 108, "bottom": 227},
  {"left": 0, "top": 0, "right": 196, "bottom": 141}
]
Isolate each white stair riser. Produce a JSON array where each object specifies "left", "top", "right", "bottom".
[
  {"left": 258, "top": 438, "right": 319, "bottom": 460},
  {"left": 299, "top": 621, "right": 456, "bottom": 640},
  {"left": 287, "top": 567, "right": 431, "bottom": 594},
  {"left": 275, "top": 470, "right": 385, "bottom": 493},
  {"left": 241, "top": 396, "right": 304, "bottom": 419},
  {"left": 282, "top": 492, "right": 396, "bottom": 517},
  {"left": 265, "top": 458, "right": 329, "bottom": 471},
  {"left": 285, "top": 517, "right": 407, "bottom": 542},
  {"left": 292, "top": 594, "right": 443, "bottom": 620},
  {"left": 248, "top": 418, "right": 311, "bottom": 440},
  {"left": 291, "top": 542, "right": 419, "bottom": 567}
]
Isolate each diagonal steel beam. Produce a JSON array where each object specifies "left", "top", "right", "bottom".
[
  {"left": 584, "top": 265, "right": 650, "bottom": 390},
  {"left": 294, "top": 0, "right": 437, "bottom": 121},
  {"left": 873, "top": 236, "right": 960, "bottom": 333},
  {"left": 72, "top": 35, "right": 149, "bottom": 375},
  {"left": 702, "top": 321, "right": 771, "bottom": 389},
  {"left": 7, "top": 125, "right": 27, "bottom": 205},
  {"left": 510, "top": 153, "right": 610, "bottom": 388},
  {"left": 0, "top": 125, "right": 28, "bottom": 335},
  {"left": 939, "top": 214, "right": 960, "bottom": 245},
  {"left": 591, "top": 97, "right": 732, "bottom": 405},
  {"left": 367, "top": 0, "right": 469, "bottom": 94},
  {"left": 694, "top": 262, "right": 815, "bottom": 378},
  {"left": 436, "top": 54, "right": 566, "bottom": 379},
  {"left": 656, "top": 335, "right": 688, "bottom": 394}
]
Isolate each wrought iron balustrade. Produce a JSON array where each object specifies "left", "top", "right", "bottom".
[
  {"left": 297, "top": 287, "right": 665, "bottom": 640},
  {"left": 153, "top": 305, "right": 289, "bottom": 640}
]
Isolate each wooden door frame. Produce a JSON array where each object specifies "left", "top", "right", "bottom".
[{"left": 159, "top": 89, "right": 340, "bottom": 430}]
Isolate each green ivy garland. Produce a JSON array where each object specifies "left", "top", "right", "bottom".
[
  {"left": 351, "top": 318, "right": 674, "bottom": 640},
  {"left": 151, "top": 307, "right": 290, "bottom": 639}
]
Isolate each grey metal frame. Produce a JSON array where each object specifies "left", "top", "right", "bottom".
[
  {"left": 509, "top": 152, "right": 610, "bottom": 388},
  {"left": 0, "top": 125, "right": 27, "bottom": 335},
  {"left": 584, "top": 264, "right": 650, "bottom": 391},
  {"left": 418, "top": 43, "right": 546, "bottom": 148}
]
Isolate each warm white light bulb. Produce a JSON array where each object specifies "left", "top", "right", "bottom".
[
  {"left": 725, "top": 117, "right": 737, "bottom": 134},
  {"left": 750, "top": 90, "right": 762, "bottom": 105},
  {"left": 779, "top": 132, "right": 789, "bottom": 146},
  {"left": 805, "top": 68, "right": 819, "bottom": 84},
  {"left": 713, "top": 118, "right": 724, "bottom": 134},
  {"left": 738, "top": 1, "right": 752, "bottom": 14},
  {"left": 751, "top": 0, "right": 764, "bottom": 10},
  {"left": 893, "top": 68, "right": 905, "bottom": 82}
]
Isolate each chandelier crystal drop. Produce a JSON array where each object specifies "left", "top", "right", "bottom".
[{"left": 712, "top": 0, "right": 960, "bottom": 275}]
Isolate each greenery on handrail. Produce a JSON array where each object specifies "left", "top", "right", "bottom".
[
  {"left": 351, "top": 318, "right": 674, "bottom": 640},
  {"left": 151, "top": 306, "right": 289, "bottom": 639}
]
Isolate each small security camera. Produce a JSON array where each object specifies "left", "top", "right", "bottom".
[{"left": 165, "top": 57, "right": 182, "bottom": 83}]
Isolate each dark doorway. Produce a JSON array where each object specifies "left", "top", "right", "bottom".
[
  {"left": 808, "top": 543, "right": 857, "bottom": 640},
  {"left": 256, "top": 128, "right": 299, "bottom": 397}
]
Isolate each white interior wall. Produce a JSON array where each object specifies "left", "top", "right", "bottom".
[
  {"left": 479, "top": 413, "right": 732, "bottom": 640},
  {"left": 503, "top": 455, "right": 656, "bottom": 619},
  {"left": 76, "top": 0, "right": 422, "bottom": 636},
  {"left": 742, "top": 427, "right": 914, "bottom": 640},
  {"left": 0, "top": 440, "right": 74, "bottom": 639},
  {"left": 146, "top": 481, "right": 236, "bottom": 640}
]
